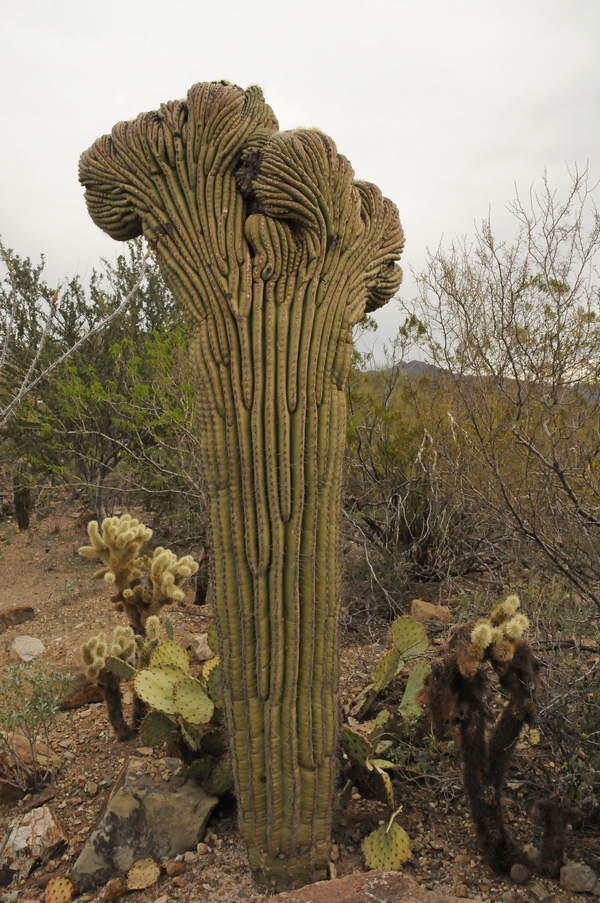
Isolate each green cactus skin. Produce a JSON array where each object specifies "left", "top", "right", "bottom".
[
  {"left": 398, "top": 660, "right": 431, "bottom": 721},
  {"left": 140, "top": 710, "right": 176, "bottom": 746},
  {"left": 79, "top": 81, "right": 404, "bottom": 889},
  {"left": 391, "top": 616, "right": 428, "bottom": 658},
  {"left": 362, "top": 822, "right": 411, "bottom": 870}
]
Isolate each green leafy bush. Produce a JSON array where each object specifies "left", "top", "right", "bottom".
[{"left": 0, "top": 664, "right": 70, "bottom": 792}]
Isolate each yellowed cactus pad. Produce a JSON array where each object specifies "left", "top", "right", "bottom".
[
  {"left": 45, "top": 875, "right": 74, "bottom": 903},
  {"left": 127, "top": 856, "right": 161, "bottom": 890}
]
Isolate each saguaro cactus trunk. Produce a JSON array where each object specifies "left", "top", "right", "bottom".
[{"left": 79, "top": 81, "right": 404, "bottom": 888}]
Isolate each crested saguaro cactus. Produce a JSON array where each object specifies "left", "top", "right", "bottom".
[{"left": 79, "top": 81, "right": 404, "bottom": 888}]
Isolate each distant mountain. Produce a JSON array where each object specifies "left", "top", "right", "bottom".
[{"left": 399, "top": 360, "right": 445, "bottom": 378}]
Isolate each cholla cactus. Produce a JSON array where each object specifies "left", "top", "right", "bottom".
[
  {"left": 79, "top": 514, "right": 198, "bottom": 632},
  {"left": 465, "top": 595, "right": 530, "bottom": 671},
  {"left": 79, "top": 514, "right": 199, "bottom": 739},
  {"left": 81, "top": 632, "right": 107, "bottom": 681},
  {"left": 79, "top": 514, "right": 152, "bottom": 592},
  {"left": 420, "top": 595, "right": 576, "bottom": 879}
]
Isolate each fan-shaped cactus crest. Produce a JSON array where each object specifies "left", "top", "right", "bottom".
[{"left": 79, "top": 80, "right": 404, "bottom": 889}]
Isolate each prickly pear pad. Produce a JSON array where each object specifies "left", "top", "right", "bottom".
[
  {"left": 391, "top": 616, "right": 428, "bottom": 658},
  {"left": 362, "top": 822, "right": 411, "bottom": 870},
  {"left": 173, "top": 676, "right": 214, "bottom": 724}
]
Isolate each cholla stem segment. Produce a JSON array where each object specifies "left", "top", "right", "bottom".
[{"left": 79, "top": 81, "right": 404, "bottom": 889}]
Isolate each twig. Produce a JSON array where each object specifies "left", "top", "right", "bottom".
[{"left": 0, "top": 251, "right": 150, "bottom": 429}]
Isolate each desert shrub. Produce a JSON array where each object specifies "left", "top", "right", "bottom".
[{"left": 0, "top": 664, "right": 70, "bottom": 791}]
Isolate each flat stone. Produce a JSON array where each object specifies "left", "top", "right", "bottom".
[
  {"left": 529, "top": 883, "right": 552, "bottom": 903},
  {"left": 1, "top": 807, "right": 66, "bottom": 879},
  {"left": 71, "top": 757, "right": 217, "bottom": 892},
  {"left": 410, "top": 600, "right": 452, "bottom": 624},
  {"left": 560, "top": 862, "right": 598, "bottom": 893},
  {"left": 0, "top": 606, "right": 35, "bottom": 634},
  {"left": 10, "top": 636, "right": 45, "bottom": 662},
  {"left": 272, "top": 870, "right": 462, "bottom": 902}
]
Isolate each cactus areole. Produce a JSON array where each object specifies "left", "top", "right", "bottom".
[{"left": 79, "top": 81, "right": 404, "bottom": 889}]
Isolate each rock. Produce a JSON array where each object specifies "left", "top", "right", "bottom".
[
  {"left": 560, "top": 862, "right": 598, "bottom": 893},
  {"left": 0, "top": 806, "right": 66, "bottom": 879},
  {"left": 60, "top": 672, "right": 104, "bottom": 710},
  {"left": 189, "top": 633, "right": 214, "bottom": 662},
  {"left": 9, "top": 636, "right": 45, "bottom": 662},
  {"left": 0, "top": 733, "right": 61, "bottom": 803},
  {"left": 272, "top": 870, "right": 463, "bottom": 902},
  {"left": 529, "top": 883, "right": 552, "bottom": 903},
  {"left": 165, "top": 861, "right": 185, "bottom": 877},
  {"left": 70, "top": 756, "right": 217, "bottom": 892},
  {"left": 455, "top": 885, "right": 468, "bottom": 899},
  {"left": 183, "top": 850, "right": 197, "bottom": 863},
  {"left": 410, "top": 600, "right": 452, "bottom": 624},
  {"left": 0, "top": 605, "right": 35, "bottom": 634},
  {"left": 510, "top": 863, "right": 530, "bottom": 884},
  {"left": 96, "top": 877, "right": 128, "bottom": 902}
]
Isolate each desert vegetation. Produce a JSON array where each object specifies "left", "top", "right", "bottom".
[{"left": 1, "top": 163, "right": 600, "bottom": 898}]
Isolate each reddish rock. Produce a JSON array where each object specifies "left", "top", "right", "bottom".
[
  {"left": 165, "top": 861, "right": 186, "bottom": 877},
  {"left": 510, "top": 863, "right": 531, "bottom": 885},
  {"left": 97, "top": 877, "right": 128, "bottom": 901},
  {"left": 272, "top": 871, "right": 462, "bottom": 902},
  {"left": 60, "top": 671, "right": 104, "bottom": 710},
  {"left": 0, "top": 604, "right": 34, "bottom": 633}
]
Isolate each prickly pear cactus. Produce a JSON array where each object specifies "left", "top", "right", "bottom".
[
  {"left": 204, "top": 753, "right": 234, "bottom": 796},
  {"left": 173, "top": 676, "right": 214, "bottom": 724},
  {"left": 134, "top": 666, "right": 182, "bottom": 715},
  {"left": 391, "top": 616, "right": 428, "bottom": 658},
  {"left": 398, "top": 660, "right": 431, "bottom": 721},
  {"left": 45, "top": 875, "right": 74, "bottom": 903},
  {"left": 341, "top": 727, "right": 374, "bottom": 767},
  {"left": 79, "top": 80, "right": 404, "bottom": 889},
  {"left": 362, "top": 821, "right": 412, "bottom": 870},
  {"left": 104, "top": 656, "right": 137, "bottom": 680},
  {"left": 140, "top": 710, "right": 176, "bottom": 746},
  {"left": 372, "top": 647, "right": 404, "bottom": 693},
  {"left": 150, "top": 639, "right": 189, "bottom": 672},
  {"left": 126, "top": 857, "right": 160, "bottom": 890}
]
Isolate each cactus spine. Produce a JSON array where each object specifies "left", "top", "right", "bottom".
[{"left": 79, "top": 81, "right": 404, "bottom": 889}]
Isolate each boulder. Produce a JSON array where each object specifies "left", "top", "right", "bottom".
[
  {"left": 560, "top": 861, "right": 599, "bottom": 893},
  {"left": 410, "top": 600, "right": 452, "bottom": 624},
  {"left": 70, "top": 756, "right": 217, "bottom": 892},
  {"left": 0, "top": 606, "right": 35, "bottom": 634},
  {"left": 272, "top": 871, "right": 461, "bottom": 902},
  {"left": 10, "top": 636, "right": 45, "bottom": 662}
]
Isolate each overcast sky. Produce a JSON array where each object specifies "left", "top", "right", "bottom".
[{"left": 1, "top": 0, "right": 599, "bottom": 348}]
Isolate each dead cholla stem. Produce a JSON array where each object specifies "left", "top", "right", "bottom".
[
  {"left": 0, "top": 252, "right": 150, "bottom": 429},
  {"left": 423, "top": 604, "right": 574, "bottom": 878}
]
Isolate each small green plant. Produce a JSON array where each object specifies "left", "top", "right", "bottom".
[
  {"left": 0, "top": 664, "right": 70, "bottom": 792},
  {"left": 341, "top": 615, "right": 430, "bottom": 870}
]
